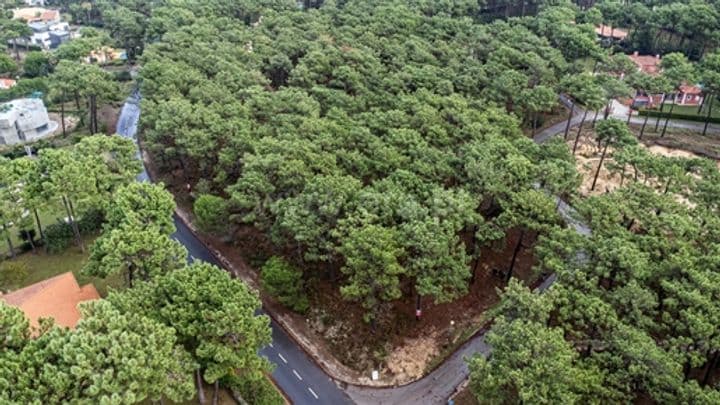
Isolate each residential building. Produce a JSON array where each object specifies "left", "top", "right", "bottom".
[
  {"left": 595, "top": 24, "right": 628, "bottom": 41},
  {"left": 28, "top": 21, "right": 71, "bottom": 50},
  {"left": 12, "top": 7, "right": 60, "bottom": 24},
  {"left": 628, "top": 51, "right": 662, "bottom": 76},
  {"left": 0, "top": 98, "right": 57, "bottom": 145},
  {"left": 0, "top": 272, "right": 100, "bottom": 331},
  {"left": 24, "top": 0, "right": 45, "bottom": 5},
  {"left": 83, "top": 47, "right": 128, "bottom": 65},
  {"left": 0, "top": 78, "right": 16, "bottom": 90}
]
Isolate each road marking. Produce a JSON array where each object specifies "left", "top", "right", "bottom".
[
  {"left": 278, "top": 353, "right": 288, "bottom": 364},
  {"left": 269, "top": 343, "right": 273, "bottom": 348},
  {"left": 189, "top": 254, "right": 195, "bottom": 261},
  {"left": 308, "top": 387, "right": 319, "bottom": 399},
  {"left": 293, "top": 369, "right": 302, "bottom": 380}
]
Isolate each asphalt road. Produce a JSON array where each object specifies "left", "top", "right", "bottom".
[{"left": 116, "top": 92, "right": 353, "bottom": 405}]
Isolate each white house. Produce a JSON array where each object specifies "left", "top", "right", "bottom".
[{"left": 0, "top": 98, "right": 57, "bottom": 146}]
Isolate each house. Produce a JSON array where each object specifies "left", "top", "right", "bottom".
[
  {"left": 83, "top": 47, "right": 127, "bottom": 65},
  {"left": 28, "top": 21, "right": 71, "bottom": 50},
  {"left": 595, "top": 24, "right": 628, "bottom": 41},
  {"left": 673, "top": 83, "right": 704, "bottom": 106},
  {"left": 0, "top": 78, "right": 16, "bottom": 90},
  {"left": 628, "top": 51, "right": 662, "bottom": 76},
  {"left": 0, "top": 272, "right": 100, "bottom": 331},
  {"left": 12, "top": 7, "right": 60, "bottom": 24},
  {"left": 24, "top": 0, "right": 45, "bottom": 5},
  {"left": 0, "top": 98, "right": 57, "bottom": 145}
]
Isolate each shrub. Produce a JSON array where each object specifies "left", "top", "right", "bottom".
[
  {"left": 113, "top": 70, "right": 132, "bottom": 82},
  {"left": 225, "top": 374, "right": 284, "bottom": 405},
  {"left": 44, "top": 222, "right": 74, "bottom": 253},
  {"left": 78, "top": 208, "right": 105, "bottom": 234},
  {"left": 0, "top": 261, "right": 29, "bottom": 290},
  {"left": 193, "top": 194, "right": 229, "bottom": 234},
  {"left": 261, "top": 257, "right": 309, "bottom": 313}
]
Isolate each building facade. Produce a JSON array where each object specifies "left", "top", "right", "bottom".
[{"left": 0, "top": 98, "right": 56, "bottom": 145}]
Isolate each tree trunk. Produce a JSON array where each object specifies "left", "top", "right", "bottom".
[
  {"left": 60, "top": 90, "right": 66, "bottom": 137},
  {"left": 4, "top": 226, "right": 15, "bottom": 259},
  {"left": 702, "top": 350, "right": 719, "bottom": 387},
  {"left": 661, "top": 101, "right": 676, "bottom": 137},
  {"left": 639, "top": 112, "right": 650, "bottom": 139},
  {"left": 33, "top": 208, "right": 45, "bottom": 247},
  {"left": 654, "top": 96, "right": 665, "bottom": 131},
  {"left": 25, "top": 230, "right": 36, "bottom": 253},
  {"left": 212, "top": 380, "right": 219, "bottom": 405},
  {"left": 703, "top": 94, "right": 714, "bottom": 137},
  {"left": 564, "top": 102, "right": 575, "bottom": 140},
  {"left": 531, "top": 112, "right": 537, "bottom": 137},
  {"left": 591, "top": 143, "right": 610, "bottom": 191},
  {"left": 592, "top": 109, "right": 600, "bottom": 128},
  {"left": 62, "top": 196, "right": 84, "bottom": 253},
  {"left": 196, "top": 369, "right": 206, "bottom": 405},
  {"left": 572, "top": 110, "right": 589, "bottom": 155},
  {"left": 506, "top": 229, "right": 525, "bottom": 282},
  {"left": 698, "top": 94, "right": 706, "bottom": 114}
]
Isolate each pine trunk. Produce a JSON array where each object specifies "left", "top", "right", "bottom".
[
  {"left": 703, "top": 94, "right": 714, "bottom": 137},
  {"left": 212, "top": 381, "right": 219, "bottom": 405},
  {"left": 564, "top": 103, "right": 575, "bottom": 140},
  {"left": 639, "top": 113, "right": 650, "bottom": 139},
  {"left": 591, "top": 143, "right": 610, "bottom": 191},
  {"left": 654, "top": 97, "right": 665, "bottom": 131},
  {"left": 661, "top": 101, "right": 676, "bottom": 138},
  {"left": 33, "top": 208, "right": 45, "bottom": 247},
  {"left": 506, "top": 229, "right": 525, "bottom": 282},
  {"left": 62, "top": 196, "right": 84, "bottom": 253},
  {"left": 196, "top": 369, "right": 206, "bottom": 404},
  {"left": 572, "top": 110, "right": 589, "bottom": 155},
  {"left": 60, "top": 91, "right": 67, "bottom": 137},
  {"left": 4, "top": 227, "right": 15, "bottom": 259}
]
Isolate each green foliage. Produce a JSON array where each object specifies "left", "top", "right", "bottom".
[
  {"left": 22, "top": 52, "right": 52, "bottom": 78},
  {"left": 0, "top": 300, "right": 196, "bottom": 404},
  {"left": 44, "top": 221, "right": 74, "bottom": 253},
  {"left": 193, "top": 193, "right": 229, "bottom": 234},
  {"left": 106, "top": 262, "right": 272, "bottom": 387},
  {"left": 0, "top": 302, "right": 29, "bottom": 351},
  {"left": 261, "top": 256, "right": 309, "bottom": 313},
  {"left": 226, "top": 373, "right": 285, "bottom": 405},
  {"left": 0, "top": 53, "right": 16, "bottom": 75}
]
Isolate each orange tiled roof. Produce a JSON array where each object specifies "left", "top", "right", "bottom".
[
  {"left": 595, "top": 25, "right": 628, "bottom": 40},
  {"left": 0, "top": 78, "right": 16, "bottom": 89},
  {"left": 629, "top": 53, "right": 661, "bottom": 76},
  {"left": 0, "top": 272, "right": 100, "bottom": 331},
  {"left": 679, "top": 83, "right": 702, "bottom": 95}
]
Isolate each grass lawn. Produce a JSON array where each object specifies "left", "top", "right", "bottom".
[
  {"left": 0, "top": 200, "right": 67, "bottom": 258},
  {"left": 650, "top": 103, "right": 720, "bottom": 119},
  {"left": 0, "top": 235, "right": 124, "bottom": 297}
]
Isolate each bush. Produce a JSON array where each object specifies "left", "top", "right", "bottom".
[
  {"left": 638, "top": 109, "right": 720, "bottom": 124},
  {"left": 261, "top": 257, "right": 309, "bottom": 313},
  {"left": 225, "top": 374, "right": 284, "bottom": 405},
  {"left": 78, "top": 208, "right": 105, "bottom": 234},
  {"left": 193, "top": 194, "right": 229, "bottom": 234},
  {"left": 113, "top": 70, "right": 132, "bottom": 82},
  {"left": 44, "top": 222, "right": 74, "bottom": 253},
  {"left": 0, "top": 261, "right": 29, "bottom": 290}
]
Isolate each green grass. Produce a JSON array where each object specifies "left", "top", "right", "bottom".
[
  {"left": 0, "top": 235, "right": 124, "bottom": 297},
  {"left": 0, "top": 201, "right": 67, "bottom": 258},
  {"left": 667, "top": 104, "right": 720, "bottom": 119}
]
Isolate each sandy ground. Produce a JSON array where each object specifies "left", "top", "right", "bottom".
[
  {"left": 48, "top": 112, "right": 79, "bottom": 135},
  {"left": 570, "top": 132, "right": 705, "bottom": 197}
]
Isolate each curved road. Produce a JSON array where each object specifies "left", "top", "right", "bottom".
[{"left": 117, "top": 91, "right": 698, "bottom": 404}]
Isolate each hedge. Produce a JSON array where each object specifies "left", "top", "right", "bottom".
[
  {"left": 226, "top": 374, "right": 285, "bottom": 405},
  {"left": 638, "top": 109, "right": 720, "bottom": 124}
]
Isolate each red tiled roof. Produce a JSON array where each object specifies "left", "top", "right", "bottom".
[
  {"left": 629, "top": 53, "right": 661, "bottom": 76},
  {"left": 0, "top": 272, "right": 100, "bottom": 332},
  {"left": 679, "top": 84, "right": 702, "bottom": 95},
  {"left": 595, "top": 25, "right": 628, "bottom": 40},
  {"left": 0, "top": 78, "right": 16, "bottom": 89}
]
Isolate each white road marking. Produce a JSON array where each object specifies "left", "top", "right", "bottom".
[
  {"left": 278, "top": 353, "right": 288, "bottom": 364},
  {"left": 189, "top": 254, "right": 195, "bottom": 261},
  {"left": 308, "top": 387, "right": 319, "bottom": 399},
  {"left": 269, "top": 343, "right": 273, "bottom": 348},
  {"left": 293, "top": 369, "right": 302, "bottom": 380}
]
